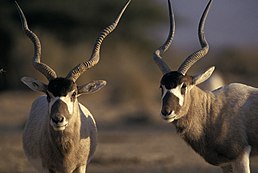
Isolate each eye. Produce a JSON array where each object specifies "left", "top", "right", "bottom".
[
  {"left": 71, "top": 91, "right": 77, "bottom": 102},
  {"left": 181, "top": 83, "right": 187, "bottom": 94},
  {"left": 72, "top": 91, "right": 76, "bottom": 98}
]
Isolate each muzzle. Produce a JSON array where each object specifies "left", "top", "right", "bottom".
[
  {"left": 161, "top": 92, "right": 180, "bottom": 122},
  {"left": 50, "top": 99, "right": 69, "bottom": 131}
]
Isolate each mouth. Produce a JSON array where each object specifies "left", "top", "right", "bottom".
[{"left": 50, "top": 119, "right": 68, "bottom": 131}]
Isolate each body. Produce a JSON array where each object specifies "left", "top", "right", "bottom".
[
  {"left": 174, "top": 83, "right": 258, "bottom": 166},
  {"left": 152, "top": 0, "right": 257, "bottom": 172},
  {"left": 23, "top": 96, "right": 97, "bottom": 172},
  {"left": 16, "top": 0, "right": 131, "bottom": 172}
]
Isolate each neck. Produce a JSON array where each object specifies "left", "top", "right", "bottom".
[
  {"left": 174, "top": 86, "right": 214, "bottom": 143},
  {"left": 48, "top": 105, "right": 81, "bottom": 155}
]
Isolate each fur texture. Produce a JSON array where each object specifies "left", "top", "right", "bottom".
[
  {"left": 170, "top": 82, "right": 258, "bottom": 172},
  {"left": 23, "top": 96, "right": 97, "bottom": 172}
]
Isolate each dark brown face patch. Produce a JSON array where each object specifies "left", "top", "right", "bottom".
[
  {"left": 161, "top": 91, "right": 180, "bottom": 116},
  {"left": 48, "top": 78, "right": 77, "bottom": 97},
  {"left": 160, "top": 71, "right": 193, "bottom": 90}
]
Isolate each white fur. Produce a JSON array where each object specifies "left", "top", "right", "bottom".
[
  {"left": 161, "top": 85, "right": 185, "bottom": 106},
  {"left": 170, "top": 84, "right": 184, "bottom": 106},
  {"left": 60, "top": 95, "right": 74, "bottom": 115},
  {"left": 48, "top": 94, "right": 74, "bottom": 115},
  {"left": 232, "top": 146, "right": 251, "bottom": 173}
]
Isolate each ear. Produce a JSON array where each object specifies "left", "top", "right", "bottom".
[
  {"left": 21, "top": 77, "right": 47, "bottom": 93},
  {"left": 193, "top": 66, "right": 215, "bottom": 86},
  {"left": 78, "top": 80, "right": 107, "bottom": 95}
]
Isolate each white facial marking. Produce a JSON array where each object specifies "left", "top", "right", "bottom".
[
  {"left": 161, "top": 84, "right": 185, "bottom": 106},
  {"left": 171, "top": 84, "right": 184, "bottom": 106},
  {"left": 47, "top": 90, "right": 75, "bottom": 115},
  {"left": 161, "top": 85, "right": 167, "bottom": 99},
  {"left": 60, "top": 94, "right": 74, "bottom": 115}
]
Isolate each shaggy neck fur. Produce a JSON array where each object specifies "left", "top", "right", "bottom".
[
  {"left": 173, "top": 84, "right": 258, "bottom": 166},
  {"left": 174, "top": 86, "right": 213, "bottom": 138},
  {"left": 173, "top": 86, "right": 227, "bottom": 165},
  {"left": 49, "top": 118, "right": 80, "bottom": 155}
]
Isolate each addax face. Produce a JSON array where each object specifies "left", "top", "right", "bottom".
[
  {"left": 47, "top": 78, "right": 78, "bottom": 131},
  {"left": 160, "top": 71, "right": 192, "bottom": 123},
  {"left": 21, "top": 76, "right": 107, "bottom": 131}
]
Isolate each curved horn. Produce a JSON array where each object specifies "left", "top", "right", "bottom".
[
  {"left": 177, "top": 0, "right": 213, "bottom": 75},
  {"left": 66, "top": 0, "right": 131, "bottom": 82},
  {"left": 15, "top": 2, "right": 57, "bottom": 81},
  {"left": 153, "top": 0, "right": 175, "bottom": 74}
]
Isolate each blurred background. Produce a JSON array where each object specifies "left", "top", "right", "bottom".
[{"left": 0, "top": 0, "right": 258, "bottom": 172}]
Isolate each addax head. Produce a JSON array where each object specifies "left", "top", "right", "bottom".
[
  {"left": 153, "top": 0, "right": 214, "bottom": 123},
  {"left": 22, "top": 77, "right": 106, "bottom": 131},
  {"left": 16, "top": 0, "right": 130, "bottom": 130}
]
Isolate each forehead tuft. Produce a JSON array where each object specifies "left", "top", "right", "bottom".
[
  {"left": 161, "top": 71, "right": 189, "bottom": 89},
  {"left": 48, "top": 78, "right": 76, "bottom": 97}
]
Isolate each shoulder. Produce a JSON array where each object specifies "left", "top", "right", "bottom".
[
  {"left": 29, "top": 96, "right": 48, "bottom": 117},
  {"left": 212, "top": 83, "right": 258, "bottom": 106},
  {"left": 31, "top": 95, "right": 48, "bottom": 108},
  {"left": 79, "top": 103, "right": 96, "bottom": 126},
  {"left": 212, "top": 83, "right": 257, "bottom": 94}
]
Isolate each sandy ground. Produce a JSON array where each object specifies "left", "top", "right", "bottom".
[{"left": 1, "top": 91, "right": 258, "bottom": 173}]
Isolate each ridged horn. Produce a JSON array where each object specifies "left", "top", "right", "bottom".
[
  {"left": 66, "top": 0, "right": 131, "bottom": 82},
  {"left": 15, "top": 1, "right": 57, "bottom": 81},
  {"left": 177, "top": 0, "right": 213, "bottom": 75},
  {"left": 153, "top": 0, "right": 175, "bottom": 74}
]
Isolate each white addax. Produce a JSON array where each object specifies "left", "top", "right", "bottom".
[
  {"left": 153, "top": 0, "right": 258, "bottom": 173},
  {"left": 16, "top": 1, "right": 131, "bottom": 172}
]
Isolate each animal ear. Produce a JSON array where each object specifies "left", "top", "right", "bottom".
[
  {"left": 193, "top": 66, "right": 215, "bottom": 86},
  {"left": 21, "top": 77, "right": 47, "bottom": 93},
  {"left": 78, "top": 80, "right": 107, "bottom": 95}
]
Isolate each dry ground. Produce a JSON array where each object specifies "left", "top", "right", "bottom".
[{"left": 1, "top": 91, "right": 258, "bottom": 173}]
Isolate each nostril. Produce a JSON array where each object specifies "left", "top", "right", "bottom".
[
  {"left": 52, "top": 115, "right": 64, "bottom": 124},
  {"left": 161, "top": 109, "right": 172, "bottom": 116},
  {"left": 59, "top": 117, "right": 64, "bottom": 123}
]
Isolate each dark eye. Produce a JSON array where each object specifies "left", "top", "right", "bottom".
[
  {"left": 181, "top": 83, "right": 187, "bottom": 94},
  {"left": 71, "top": 91, "right": 77, "bottom": 102},
  {"left": 72, "top": 91, "right": 77, "bottom": 98}
]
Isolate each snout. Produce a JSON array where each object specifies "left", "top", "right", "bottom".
[
  {"left": 160, "top": 92, "right": 180, "bottom": 123},
  {"left": 160, "top": 97, "right": 176, "bottom": 123},
  {"left": 50, "top": 114, "right": 68, "bottom": 131},
  {"left": 49, "top": 99, "right": 70, "bottom": 131}
]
